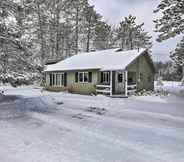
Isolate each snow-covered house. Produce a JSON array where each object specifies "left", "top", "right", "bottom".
[{"left": 44, "top": 48, "right": 155, "bottom": 96}]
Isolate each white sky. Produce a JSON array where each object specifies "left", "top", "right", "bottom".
[{"left": 89, "top": 0, "right": 181, "bottom": 62}]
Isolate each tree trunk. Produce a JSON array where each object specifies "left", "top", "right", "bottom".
[
  {"left": 37, "top": 3, "right": 46, "bottom": 67},
  {"left": 56, "top": 3, "right": 61, "bottom": 58},
  {"left": 75, "top": 6, "right": 79, "bottom": 54},
  {"left": 86, "top": 14, "right": 92, "bottom": 52},
  {"left": 86, "top": 28, "right": 91, "bottom": 52}
]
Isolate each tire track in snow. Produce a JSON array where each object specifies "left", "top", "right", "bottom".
[{"left": 30, "top": 111, "right": 184, "bottom": 162}]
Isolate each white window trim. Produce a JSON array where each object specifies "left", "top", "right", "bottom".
[
  {"left": 78, "top": 72, "right": 89, "bottom": 83},
  {"left": 50, "top": 73, "right": 65, "bottom": 87}
]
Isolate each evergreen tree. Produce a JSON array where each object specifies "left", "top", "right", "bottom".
[
  {"left": 23, "top": 0, "right": 50, "bottom": 67},
  {"left": 171, "top": 37, "right": 184, "bottom": 84},
  {"left": 154, "top": 0, "right": 184, "bottom": 42},
  {"left": 154, "top": 0, "right": 184, "bottom": 83},
  {"left": 94, "top": 21, "right": 113, "bottom": 50},
  {"left": 64, "top": 0, "right": 88, "bottom": 54},
  {"left": 116, "top": 15, "right": 152, "bottom": 50},
  {"left": 83, "top": 5, "right": 102, "bottom": 52},
  {"left": 0, "top": 0, "right": 36, "bottom": 86}
]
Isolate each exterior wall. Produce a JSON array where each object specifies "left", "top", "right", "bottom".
[
  {"left": 67, "top": 70, "right": 98, "bottom": 95},
  {"left": 45, "top": 70, "right": 99, "bottom": 95},
  {"left": 127, "top": 54, "right": 154, "bottom": 91}
]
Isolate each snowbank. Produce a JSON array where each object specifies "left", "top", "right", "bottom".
[{"left": 155, "top": 81, "right": 184, "bottom": 96}]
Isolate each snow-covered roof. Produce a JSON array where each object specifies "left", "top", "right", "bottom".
[{"left": 45, "top": 48, "right": 147, "bottom": 72}]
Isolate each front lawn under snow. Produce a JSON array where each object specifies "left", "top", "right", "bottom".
[{"left": 0, "top": 82, "right": 184, "bottom": 162}]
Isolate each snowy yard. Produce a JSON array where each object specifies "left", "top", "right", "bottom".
[{"left": 0, "top": 82, "right": 184, "bottom": 162}]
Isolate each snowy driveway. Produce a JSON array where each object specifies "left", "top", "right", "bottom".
[{"left": 0, "top": 86, "right": 184, "bottom": 162}]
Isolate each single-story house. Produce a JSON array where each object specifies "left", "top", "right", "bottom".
[{"left": 44, "top": 48, "right": 155, "bottom": 96}]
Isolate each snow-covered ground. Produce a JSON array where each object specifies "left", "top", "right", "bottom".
[{"left": 0, "top": 82, "right": 184, "bottom": 162}]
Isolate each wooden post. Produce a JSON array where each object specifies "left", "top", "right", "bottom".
[
  {"left": 125, "top": 70, "right": 128, "bottom": 97},
  {"left": 110, "top": 71, "right": 113, "bottom": 96}
]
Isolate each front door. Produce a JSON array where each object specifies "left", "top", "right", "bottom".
[{"left": 115, "top": 71, "right": 125, "bottom": 94}]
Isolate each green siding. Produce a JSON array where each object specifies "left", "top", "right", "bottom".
[{"left": 127, "top": 54, "right": 154, "bottom": 91}]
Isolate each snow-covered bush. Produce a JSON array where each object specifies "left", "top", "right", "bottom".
[
  {"left": 0, "top": 72, "right": 40, "bottom": 87},
  {"left": 156, "top": 77, "right": 164, "bottom": 86},
  {"left": 181, "top": 76, "right": 184, "bottom": 86}
]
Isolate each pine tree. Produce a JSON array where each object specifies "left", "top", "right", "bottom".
[
  {"left": 154, "top": 0, "right": 184, "bottom": 42},
  {"left": 154, "top": 0, "right": 184, "bottom": 83},
  {"left": 64, "top": 0, "right": 88, "bottom": 54},
  {"left": 116, "top": 15, "right": 152, "bottom": 50},
  {"left": 83, "top": 5, "right": 102, "bottom": 52},
  {"left": 46, "top": 0, "right": 67, "bottom": 59},
  {"left": 23, "top": 0, "right": 50, "bottom": 67},
  {"left": 171, "top": 37, "right": 184, "bottom": 84},
  {"left": 94, "top": 21, "right": 113, "bottom": 50}
]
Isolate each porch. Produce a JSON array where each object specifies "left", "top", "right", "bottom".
[{"left": 96, "top": 71, "right": 137, "bottom": 97}]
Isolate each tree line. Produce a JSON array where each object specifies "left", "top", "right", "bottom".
[{"left": 0, "top": 0, "right": 184, "bottom": 84}]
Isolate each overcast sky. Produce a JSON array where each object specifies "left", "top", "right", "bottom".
[{"left": 89, "top": 0, "right": 181, "bottom": 62}]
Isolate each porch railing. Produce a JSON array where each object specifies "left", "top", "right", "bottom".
[
  {"left": 96, "top": 85, "right": 111, "bottom": 94},
  {"left": 127, "top": 84, "right": 137, "bottom": 95}
]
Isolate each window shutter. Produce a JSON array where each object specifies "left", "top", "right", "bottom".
[
  {"left": 75, "top": 72, "right": 78, "bottom": 83},
  {"left": 64, "top": 73, "right": 67, "bottom": 87},
  {"left": 89, "top": 72, "right": 92, "bottom": 83}
]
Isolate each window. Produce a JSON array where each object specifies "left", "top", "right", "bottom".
[
  {"left": 118, "top": 73, "right": 123, "bottom": 83},
  {"left": 49, "top": 74, "right": 52, "bottom": 86},
  {"left": 84, "top": 72, "right": 89, "bottom": 82},
  {"left": 76, "top": 72, "right": 91, "bottom": 83},
  {"left": 128, "top": 78, "right": 133, "bottom": 84},
  {"left": 79, "top": 72, "right": 84, "bottom": 82},
  {"left": 101, "top": 72, "right": 110, "bottom": 83},
  {"left": 49, "top": 73, "right": 66, "bottom": 87}
]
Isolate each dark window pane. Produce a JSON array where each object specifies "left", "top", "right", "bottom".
[
  {"left": 79, "top": 73, "right": 83, "bottom": 82},
  {"left": 64, "top": 73, "right": 67, "bottom": 86},
  {"left": 118, "top": 73, "right": 123, "bottom": 83},
  {"left": 50, "top": 74, "right": 52, "bottom": 86},
  {"left": 89, "top": 72, "right": 92, "bottom": 82},
  {"left": 101, "top": 72, "right": 103, "bottom": 83},
  {"left": 107, "top": 72, "right": 110, "bottom": 83},
  {"left": 75, "top": 72, "right": 78, "bottom": 82},
  {"left": 84, "top": 72, "right": 88, "bottom": 82},
  {"left": 53, "top": 74, "right": 55, "bottom": 86}
]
